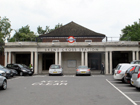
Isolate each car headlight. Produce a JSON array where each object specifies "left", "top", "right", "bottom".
[{"left": 22, "top": 70, "right": 27, "bottom": 72}]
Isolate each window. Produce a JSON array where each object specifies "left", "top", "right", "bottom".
[
  {"left": 134, "top": 66, "right": 140, "bottom": 73},
  {"left": 52, "top": 40, "right": 59, "bottom": 42},
  {"left": 85, "top": 40, "right": 92, "bottom": 42}
]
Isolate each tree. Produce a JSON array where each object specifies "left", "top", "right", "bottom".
[
  {"left": 0, "top": 17, "right": 12, "bottom": 43},
  {"left": 37, "top": 23, "right": 63, "bottom": 35},
  {"left": 120, "top": 19, "right": 140, "bottom": 41},
  {"left": 9, "top": 25, "right": 37, "bottom": 42},
  {"left": 37, "top": 26, "right": 50, "bottom": 35}
]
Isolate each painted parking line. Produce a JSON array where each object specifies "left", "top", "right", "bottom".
[{"left": 106, "top": 79, "right": 137, "bottom": 105}]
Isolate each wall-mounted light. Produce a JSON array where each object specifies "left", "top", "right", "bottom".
[{"left": 88, "top": 43, "right": 91, "bottom": 45}]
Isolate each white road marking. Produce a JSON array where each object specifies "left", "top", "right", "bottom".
[
  {"left": 106, "top": 79, "right": 137, "bottom": 105},
  {"left": 32, "top": 80, "right": 68, "bottom": 86}
]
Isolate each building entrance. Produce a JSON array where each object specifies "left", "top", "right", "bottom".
[
  {"left": 42, "top": 53, "right": 55, "bottom": 70},
  {"left": 88, "top": 53, "right": 101, "bottom": 70}
]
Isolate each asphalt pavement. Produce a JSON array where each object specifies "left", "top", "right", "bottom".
[{"left": 0, "top": 75, "right": 140, "bottom": 105}]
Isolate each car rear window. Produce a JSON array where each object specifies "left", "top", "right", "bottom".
[
  {"left": 78, "top": 66, "right": 88, "bottom": 69},
  {"left": 50, "top": 65, "right": 60, "bottom": 69}
]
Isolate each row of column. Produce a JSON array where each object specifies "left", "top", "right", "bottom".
[{"left": 4, "top": 51, "right": 140, "bottom": 75}]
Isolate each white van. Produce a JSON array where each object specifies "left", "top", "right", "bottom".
[{"left": 114, "top": 63, "right": 138, "bottom": 82}]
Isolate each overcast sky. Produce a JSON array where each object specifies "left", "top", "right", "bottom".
[{"left": 0, "top": 0, "right": 140, "bottom": 41}]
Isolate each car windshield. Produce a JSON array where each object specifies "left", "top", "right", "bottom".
[
  {"left": 50, "top": 65, "right": 60, "bottom": 69},
  {"left": 0, "top": 65, "right": 4, "bottom": 68},
  {"left": 21, "top": 64, "right": 29, "bottom": 68},
  {"left": 78, "top": 66, "right": 88, "bottom": 69},
  {"left": 18, "top": 64, "right": 24, "bottom": 68}
]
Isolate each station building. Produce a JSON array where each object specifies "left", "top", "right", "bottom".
[{"left": 4, "top": 22, "right": 140, "bottom": 74}]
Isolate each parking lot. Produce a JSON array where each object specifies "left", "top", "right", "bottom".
[{"left": 0, "top": 75, "right": 140, "bottom": 105}]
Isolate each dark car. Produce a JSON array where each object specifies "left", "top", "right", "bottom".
[
  {"left": 124, "top": 65, "right": 137, "bottom": 85},
  {"left": 0, "top": 64, "right": 13, "bottom": 78},
  {"left": 6, "top": 64, "right": 33, "bottom": 76}
]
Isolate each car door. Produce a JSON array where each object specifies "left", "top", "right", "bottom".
[{"left": 132, "top": 66, "right": 139, "bottom": 85}]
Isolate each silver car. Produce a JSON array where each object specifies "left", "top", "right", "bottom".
[
  {"left": 76, "top": 66, "right": 91, "bottom": 76},
  {"left": 49, "top": 64, "right": 63, "bottom": 76},
  {"left": 0, "top": 76, "right": 7, "bottom": 90},
  {"left": 131, "top": 65, "right": 140, "bottom": 90}
]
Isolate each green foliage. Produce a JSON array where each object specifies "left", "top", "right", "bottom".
[
  {"left": 9, "top": 25, "right": 37, "bottom": 42},
  {"left": 0, "top": 17, "right": 12, "bottom": 43},
  {"left": 120, "top": 19, "right": 140, "bottom": 41},
  {"left": 37, "top": 23, "right": 63, "bottom": 35},
  {"left": 37, "top": 26, "right": 50, "bottom": 35}
]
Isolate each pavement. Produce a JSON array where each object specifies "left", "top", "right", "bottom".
[{"left": 0, "top": 75, "right": 140, "bottom": 105}]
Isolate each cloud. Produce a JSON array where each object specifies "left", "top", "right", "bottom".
[{"left": 0, "top": 0, "right": 140, "bottom": 39}]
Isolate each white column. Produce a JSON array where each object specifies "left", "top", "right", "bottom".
[
  {"left": 59, "top": 52, "right": 61, "bottom": 65},
  {"left": 31, "top": 52, "right": 33, "bottom": 66},
  {"left": 34, "top": 52, "right": 38, "bottom": 74},
  {"left": 8, "top": 52, "right": 11, "bottom": 64},
  {"left": 105, "top": 51, "right": 108, "bottom": 74},
  {"left": 38, "top": 53, "right": 42, "bottom": 73},
  {"left": 109, "top": 51, "right": 112, "bottom": 74},
  {"left": 55, "top": 51, "right": 58, "bottom": 65},
  {"left": 5, "top": 52, "right": 7, "bottom": 66},
  {"left": 136, "top": 51, "right": 139, "bottom": 60},
  {"left": 85, "top": 51, "right": 88, "bottom": 66},
  {"left": 81, "top": 52, "right": 84, "bottom": 65},
  {"left": 12, "top": 53, "right": 15, "bottom": 63},
  {"left": 132, "top": 51, "right": 135, "bottom": 61}
]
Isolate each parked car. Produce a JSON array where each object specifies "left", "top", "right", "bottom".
[
  {"left": 114, "top": 63, "right": 137, "bottom": 82},
  {"left": 49, "top": 64, "right": 63, "bottom": 76},
  {"left": 0, "top": 70, "right": 6, "bottom": 77},
  {"left": 6, "top": 64, "right": 33, "bottom": 76},
  {"left": 0, "top": 64, "right": 17, "bottom": 77},
  {"left": 21, "top": 64, "right": 34, "bottom": 74},
  {"left": 130, "top": 60, "right": 140, "bottom": 64},
  {"left": 0, "top": 64, "right": 13, "bottom": 78},
  {"left": 131, "top": 65, "right": 140, "bottom": 90},
  {"left": 76, "top": 65, "right": 91, "bottom": 76},
  {"left": 0, "top": 76, "right": 7, "bottom": 90},
  {"left": 124, "top": 65, "right": 138, "bottom": 85}
]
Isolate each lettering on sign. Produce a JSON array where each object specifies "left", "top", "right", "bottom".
[
  {"left": 45, "top": 48, "right": 98, "bottom": 52},
  {"left": 32, "top": 80, "right": 68, "bottom": 86}
]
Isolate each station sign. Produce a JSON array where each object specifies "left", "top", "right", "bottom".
[{"left": 67, "top": 36, "right": 76, "bottom": 43}]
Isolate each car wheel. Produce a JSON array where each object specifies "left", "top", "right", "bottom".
[
  {"left": 2, "top": 80, "right": 7, "bottom": 90},
  {"left": 76, "top": 74, "right": 78, "bottom": 76},
  {"left": 49, "top": 74, "right": 51, "bottom": 76},
  {"left": 20, "top": 72, "right": 23, "bottom": 76},
  {"left": 130, "top": 80, "right": 133, "bottom": 86},
  {"left": 29, "top": 74, "right": 33, "bottom": 76}
]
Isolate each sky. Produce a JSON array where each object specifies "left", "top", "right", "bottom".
[{"left": 0, "top": 0, "right": 140, "bottom": 41}]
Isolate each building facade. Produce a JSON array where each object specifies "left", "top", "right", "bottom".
[{"left": 4, "top": 22, "right": 140, "bottom": 75}]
